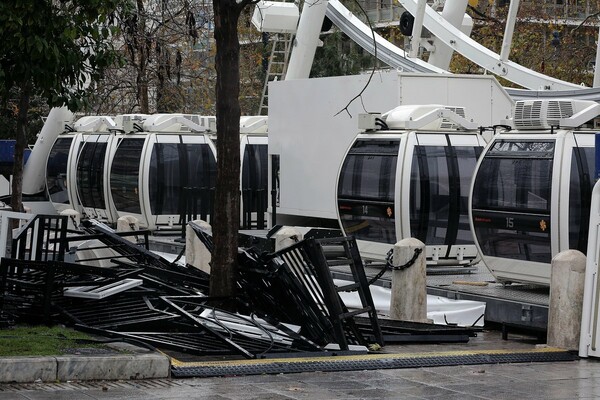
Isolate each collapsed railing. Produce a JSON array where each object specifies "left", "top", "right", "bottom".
[{"left": 0, "top": 214, "right": 477, "bottom": 359}]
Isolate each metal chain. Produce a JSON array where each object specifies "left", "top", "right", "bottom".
[
  {"left": 392, "top": 247, "right": 423, "bottom": 271},
  {"left": 367, "top": 247, "right": 423, "bottom": 286}
]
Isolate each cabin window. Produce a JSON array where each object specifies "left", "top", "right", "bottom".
[
  {"left": 338, "top": 139, "right": 399, "bottom": 243},
  {"left": 455, "top": 146, "right": 483, "bottom": 244},
  {"left": 47, "top": 137, "right": 72, "bottom": 204},
  {"left": 410, "top": 144, "right": 482, "bottom": 248},
  {"left": 77, "top": 139, "right": 108, "bottom": 211},
  {"left": 471, "top": 140, "right": 554, "bottom": 263},
  {"left": 110, "top": 138, "right": 145, "bottom": 214},
  {"left": 242, "top": 144, "right": 268, "bottom": 212},
  {"left": 149, "top": 142, "right": 216, "bottom": 216},
  {"left": 569, "top": 146, "right": 594, "bottom": 253}
]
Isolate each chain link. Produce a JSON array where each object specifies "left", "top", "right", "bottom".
[{"left": 367, "top": 247, "right": 423, "bottom": 286}]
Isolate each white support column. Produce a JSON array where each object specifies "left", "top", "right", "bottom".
[
  {"left": 428, "top": 0, "right": 470, "bottom": 70},
  {"left": 594, "top": 26, "right": 600, "bottom": 87},
  {"left": 285, "top": 0, "right": 329, "bottom": 80},
  {"left": 500, "top": 0, "right": 520, "bottom": 62},
  {"left": 408, "top": 0, "right": 427, "bottom": 58}
]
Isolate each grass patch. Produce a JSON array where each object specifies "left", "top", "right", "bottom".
[{"left": 0, "top": 325, "right": 110, "bottom": 357}]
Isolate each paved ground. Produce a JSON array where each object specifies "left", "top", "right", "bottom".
[
  {"left": 1, "top": 330, "right": 599, "bottom": 399},
  {"left": 1, "top": 359, "right": 600, "bottom": 399}
]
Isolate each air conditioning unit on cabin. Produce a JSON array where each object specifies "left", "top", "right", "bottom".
[
  {"left": 114, "top": 114, "right": 149, "bottom": 133},
  {"left": 383, "top": 104, "right": 472, "bottom": 131},
  {"left": 74, "top": 116, "right": 116, "bottom": 132},
  {"left": 513, "top": 99, "right": 600, "bottom": 129},
  {"left": 142, "top": 114, "right": 216, "bottom": 133}
]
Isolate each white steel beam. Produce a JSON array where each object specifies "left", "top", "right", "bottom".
[
  {"left": 500, "top": 0, "right": 520, "bottom": 62},
  {"left": 286, "top": 0, "right": 329, "bottom": 80},
  {"left": 398, "top": 0, "right": 580, "bottom": 90},
  {"left": 594, "top": 26, "right": 600, "bottom": 88},
  {"left": 428, "top": 0, "right": 471, "bottom": 70},
  {"left": 408, "top": 0, "right": 427, "bottom": 58}
]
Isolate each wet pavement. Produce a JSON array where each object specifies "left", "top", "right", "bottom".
[
  {"left": 2, "top": 330, "right": 600, "bottom": 399},
  {"left": 1, "top": 358, "right": 600, "bottom": 399}
]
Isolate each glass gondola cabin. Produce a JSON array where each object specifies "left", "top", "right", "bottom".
[
  {"left": 47, "top": 113, "right": 269, "bottom": 232},
  {"left": 46, "top": 115, "right": 121, "bottom": 222},
  {"left": 108, "top": 114, "right": 268, "bottom": 231},
  {"left": 469, "top": 99, "right": 600, "bottom": 285},
  {"left": 337, "top": 105, "right": 486, "bottom": 264},
  {"left": 109, "top": 114, "right": 217, "bottom": 231}
]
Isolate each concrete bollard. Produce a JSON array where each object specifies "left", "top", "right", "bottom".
[
  {"left": 547, "top": 250, "right": 586, "bottom": 350},
  {"left": 59, "top": 209, "right": 80, "bottom": 230},
  {"left": 186, "top": 220, "right": 212, "bottom": 274},
  {"left": 389, "top": 238, "right": 427, "bottom": 322},
  {"left": 272, "top": 226, "right": 304, "bottom": 251},
  {"left": 116, "top": 215, "right": 140, "bottom": 243}
]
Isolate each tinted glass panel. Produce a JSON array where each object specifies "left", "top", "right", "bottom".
[
  {"left": 338, "top": 139, "right": 399, "bottom": 243},
  {"left": 569, "top": 146, "right": 594, "bottom": 253},
  {"left": 149, "top": 143, "right": 182, "bottom": 215},
  {"left": 472, "top": 143, "right": 553, "bottom": 213},
  {"left": 46, "top": 137, "right": 72, "bottom": 204},
  {"left": 410, "top": 144, "right": 482, "bottom": 246},
  {"left": 472, "top": 140, "right": 554, "bottom": 263},
  {"left": 242, "top": 144, "right": 268, "bottom": 213},
  {"left": 455, "top": 146, "right": 483, "bottom": 244},
  {"left": 76, "top": 139, "right": 107, "bottom": 210},
  {"left": 110, "top": 138, "right": 144, "bottom": 214},
  {"left": 410, "top": 146, "right": 449, "bottom": 246},
  {"left": 472, "top": 210, "right": 551, "bottom": 263},
  {"left": 149, "top": 142, "right": 216, "bottom": 215},
  {"left": 187, "top": 143, "right": 217, "bottom": 189}
]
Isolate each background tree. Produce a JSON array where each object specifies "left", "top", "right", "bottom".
[
  {"left": 0, "top": 0, "right": 128, "bottom": 213},
  {"left": 88, "top": 1, "right": 264, "bottom": 117},
  {"left": 238, "top": 9, "right": 266, "bottom": 115},
  {"left": 88, "top": 0, "right": 214, "bottom": 115},
  {"left": 0, "top": 91, "right": 48, "bottom": 144},
  {"left": 311, "top": 31, "right": 375, "bottom": 78},
  {"left": 210, "top": 0, "right": 259, "bottom": 299},
  {"left": 448, "top": 2, "right": 599, "bottom": 87}
]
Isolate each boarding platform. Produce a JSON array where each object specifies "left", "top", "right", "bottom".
[{"left": 331, "top": 262, "right": 549, "bottom": 334}]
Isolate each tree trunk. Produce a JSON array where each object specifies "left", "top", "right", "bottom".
[
  {"left": 210, "top": 1, "right": 242, "bottom": 299},
  {"left": 11, "top": 83, "right": 31, "bottom": 214}
]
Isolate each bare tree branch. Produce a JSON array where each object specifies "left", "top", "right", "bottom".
[
  {"left": 571, "top": 11, "right": 600, "bottom": 33},
  {"left": 335, "top": 0, "right": 377, "bottom": 118},
  {"left": 467, "top": 4, "right": 502, "bottom": 24}
]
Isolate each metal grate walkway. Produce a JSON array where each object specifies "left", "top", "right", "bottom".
[{"left": 171, "top": 348, "right": 577, "bottom": 378}]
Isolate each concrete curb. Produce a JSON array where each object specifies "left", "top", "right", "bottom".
[{"left": 0, "top": 353, "right": 170, "bottom": 383}]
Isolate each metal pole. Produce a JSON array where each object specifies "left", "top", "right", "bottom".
[
  {"left": 408, "top": 0, "right": 427, "bottom": 58},
  {"left": 286, "top": 0, "right": 329, "bottom": 80},
  {"left": 428, "top": 0, "right": 470, "bottom": 70},
  {"left": 500, "top": 0, "right": 521, "bottom": 62},
  {"left": 593, "top": 26, "right": 600, "bottom": 87}
]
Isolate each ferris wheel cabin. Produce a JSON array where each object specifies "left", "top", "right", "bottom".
[
  {"left": 469, "top": 99, "right": 600, "bottom": 285},
  {"left": 336, "top": 105, "right": 486, "bottom": 264},
  {"left": 46, "top": 115, "right": 122, "bottom": 221},
  {"left": 45, "top": 113, "right": 268, "bottom": 231}
]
